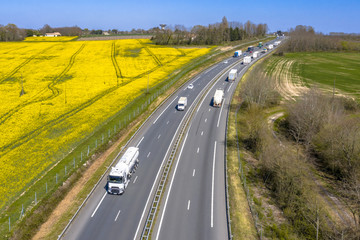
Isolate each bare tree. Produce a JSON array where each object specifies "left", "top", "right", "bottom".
[{"left": 240, "top": 63, "right": 280, "bottom": 107}]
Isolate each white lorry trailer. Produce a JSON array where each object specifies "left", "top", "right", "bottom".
[
  {"left": 177, "top": 97, "right": 187, "bottom": 111},
  {"left": 268, "top": 44, "right": 274, "bottom": 50},
  {"left": 253, "top": 51, "right": 259, "bottom": 58},
  {"left": 213, "top": 89, "right": 224, "bottom": 107},
  {"left": 243, "top": 56, "right": 252, "bottom": 65},
  {"left": 274, "top": 41, "right": 281, "bottom": 46},
  {"left": 228, "top": 69, "right": 238, "bottom": 81},
  {"left": 107, "top": 147, "right": 139, "bottom": 195}
]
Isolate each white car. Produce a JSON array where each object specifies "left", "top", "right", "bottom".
[
  {"left": 223, "top": 60, "right": 228, "bottom": 64},
  {"left": 188, "top": 83, "right": 194, "bottom": 89}
]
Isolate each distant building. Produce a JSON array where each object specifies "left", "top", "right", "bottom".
[
  {"left": 103, "top": 31, "right": 110, "bottom": 35},
  {"left": 45, "top": 32, "right": 61, "bottom": 37}
]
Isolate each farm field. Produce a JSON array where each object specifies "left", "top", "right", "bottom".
[
  {"left": 265, "top": 52, "right": 360, "bottom": 98},
  {"left": 24, "top": 36, "right": 78, "bottom": 41},
  {"left": 0, "top": 39, "right": 210, "bottom": 211}
]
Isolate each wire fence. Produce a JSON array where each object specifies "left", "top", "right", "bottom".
[
  {"left": 0, "top": 76, "right": 178, "bottom": 239},
  {"left": 234, "top": 103, "right": 263, "bottom": 239}
]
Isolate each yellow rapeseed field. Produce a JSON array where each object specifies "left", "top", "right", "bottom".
[
  {"left": 24, "top": 36, "right": 78, "bottom": 41},
  {"left": 0, "top": 39, "right": 210, "bottom": 210}
]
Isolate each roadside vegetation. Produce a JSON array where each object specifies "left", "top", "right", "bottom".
[{"left": 228, "top": 25, "right": 360, "bottom": 239}]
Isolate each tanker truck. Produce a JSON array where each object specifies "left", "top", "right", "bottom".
[{"left": 107, "top": 147, "right": 139, "bottom": 195}]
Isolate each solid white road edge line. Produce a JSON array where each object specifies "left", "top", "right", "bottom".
[
  {"left": 187, "top": 200, "right": 191, "bottom": 210},
  {"left": 155, "top": 132, "right": 189, "bottom": 240},
  {"left": 147, "top": 152, "right": 151, "bottom": 158},
  {"left": 193, "top": 169, "right": 195, "bottom": 177},
  {"left": 217, "top": 98, "right": 225, "bottom": 128},
  {"left": 227, "top": 82, "right": 234, "bottom": 93},
  {"left": 211, "top": 141, "right": 217, "bottom": 228},
  {"left": 153, "top": 96, "right": 178, "bottom": 124},
  {"left": 136, "top": 136, "right": 144, "bottom": 148},
  {"left": 91, "top": 192, "right": 107, "bottom": 218},
  {"left": 115, "top": 210, "right": 121, "bottom": 221}
]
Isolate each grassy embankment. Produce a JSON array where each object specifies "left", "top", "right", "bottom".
[{"left": 228, "top": 51, "right": 360, "bottom": 239}]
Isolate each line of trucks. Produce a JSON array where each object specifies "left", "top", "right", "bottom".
[
  {"left": 177, "top": 88, "right": 224, "bottom": 110},
  {"left": 108, "top": 40, "right": 282, "bottom": 195}
]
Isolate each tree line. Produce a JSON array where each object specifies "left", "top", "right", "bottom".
[
  {"left": 0, "top": 23, "right": 83, "bottom": 41},
  {"left": 281, "top": 25, "right": 360, "bottom": 52},
  {"left": 152, "top": 17, "right": 268, "bottom": 45},
  {"left": 0, "top": 17, "right": 268, "bottom": 43},
  {"left": 0, "top": 24, "right": 26, "bottom": 41}
]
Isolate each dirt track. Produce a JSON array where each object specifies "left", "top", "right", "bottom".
[{"left": 269, "top": 59, "right": 308, "bottom": 101}]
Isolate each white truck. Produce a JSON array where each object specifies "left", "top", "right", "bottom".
[
  {"left": 177, "top": 97, "right": 187, "bottom": 111},
  {"left": 268, "top": 44, "right": 274, "bottom": 50},
  {"left": 228, "top": 69, "right": 238, "bottom": 81},
  {"left": 243, "top": 56, "right": 252, "bottom": 65},
  {"left": 107, "top": 147, "right": 139, "bottom": 195},
  {"left": 213, "top": 89, "right": 224, "bottom": 107},
  {"left": 274, "top": 41, "right": 281, "bottom": 46},
  {"left": 252, "top": 51, "right": 259, "bottom": 58}
]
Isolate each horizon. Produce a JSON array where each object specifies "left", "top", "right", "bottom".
[{"left": 1, "top": 0, "right": 359, "bottom": 34}]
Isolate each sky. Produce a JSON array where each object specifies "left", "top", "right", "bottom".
[{"left": 0, "top": 0, "right": 359, "bottom": 34}]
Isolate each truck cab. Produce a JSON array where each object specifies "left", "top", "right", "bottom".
[
  {"left": 108, "top": 164, "right": 128, "bottom": 195},
  {"left": 107, "top": 147, "right": 139, "bottom": 195}
]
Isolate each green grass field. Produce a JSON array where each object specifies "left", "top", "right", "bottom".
[{"left": 283, "top": 52, "right": 360, "bottom": 96}]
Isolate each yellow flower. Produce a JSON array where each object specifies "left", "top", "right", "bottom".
[{"left": 0, "top": 39, "right": 210, "bottom": 209}]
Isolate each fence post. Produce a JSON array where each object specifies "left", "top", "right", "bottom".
[
  {"left": 19, "top": 204, "right": 24, "bottom": 219},
  {"left": 114, "top": 125, "right": 116, "bottom": 133},
  {"left": 87, "top": 145, "right": 90, "bottom": 156},
  {"left": 102, "top": 134, "right": 104, "bottom": 144}
]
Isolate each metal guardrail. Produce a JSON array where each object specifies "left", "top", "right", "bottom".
[
  {"left": 229, "top": 41, "right": 282, "bottom": 240},
  {"left": 140, "top": 38, "right": 280, "bottom": 239},
  {"left": 140, "top": 58, "right": 244, "bottom": 240},
  {"left": 58, "top": 37, "right": 277, "bottom": 240},
  {"left": 58, "top": 73, "right": 189, "bottom": 240}
]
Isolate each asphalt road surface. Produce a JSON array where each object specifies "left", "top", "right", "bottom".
[{"left": 61, "top": 38, "right": 282, "bottom": 240}]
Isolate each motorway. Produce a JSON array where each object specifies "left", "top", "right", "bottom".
[{"left": 62, "top": 38, "right": 281, "bottom": 240}]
